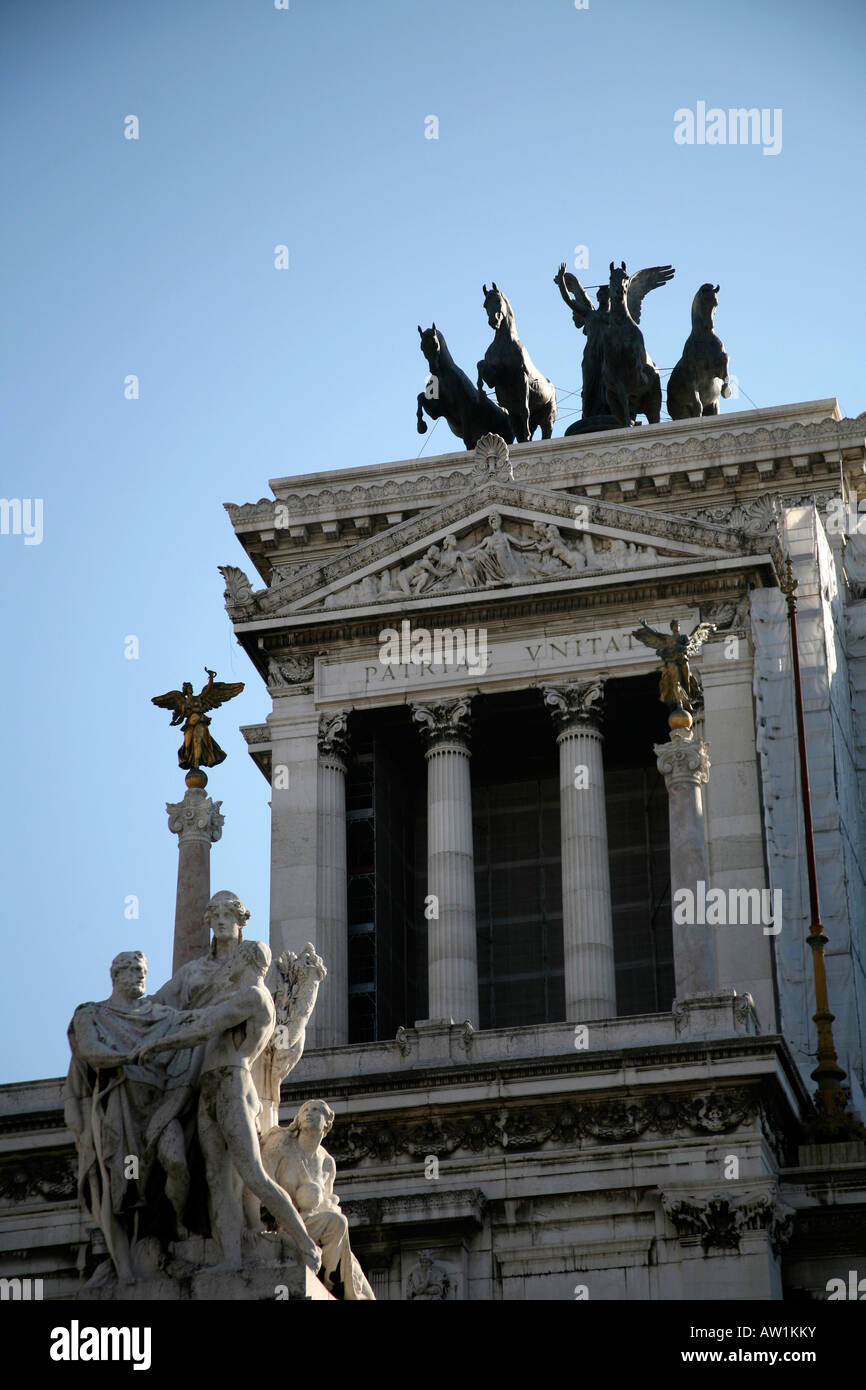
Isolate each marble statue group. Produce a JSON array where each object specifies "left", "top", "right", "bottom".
[
  {"left": 416, "top": 260, "right": 732, "bottom": 447},
  {"left": 64, "top": 890, "right": 374, "bottom": 1299}
]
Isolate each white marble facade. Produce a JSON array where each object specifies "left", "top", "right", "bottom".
[{"left": 4, "top": 401, "right": 866, "bottom": 1301}]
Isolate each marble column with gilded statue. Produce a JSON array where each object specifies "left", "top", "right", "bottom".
[
  {"left": 411, "top": 695, "right": 480, "bottom": 1026},
  {"left": 315, "top": 711, "right": 350, "bottom": 1048},
  {"left": 542, "top": 680, "right": 617, "bottom": 1021},
  {"left": 655, "top": 726, "right": 717, "bottom": 996}
]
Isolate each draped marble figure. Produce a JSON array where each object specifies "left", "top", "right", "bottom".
[{"left": 64, "top": 890, "right": 329, "bottom": 1289}]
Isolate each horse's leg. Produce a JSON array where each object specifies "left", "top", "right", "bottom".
[
  {"left": 608, "top": 378, "right": 631, "bottom": 429},
  {"left": 416, "top": 393, "right": 428, "bottom": 434},
  {"left": 477, "top": 361, "right": 489, "bottom": 401},
  {"left": 645, "top": 372, "right": 662, "bottom": 425},
  {"left": 517, "top": 380, "right": 531, "bottom": 442},
  {"left": 541, "top": 383, "right": 556, "bottom": 440}
]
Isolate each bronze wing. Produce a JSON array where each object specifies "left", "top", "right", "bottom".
[
  {"left": 151, "top": 690, "right": 188, "bottom": 726},
  {"left": 626, "top": 266, "right": 675, "bottom": 324},
  {"left": 684, "top": 622, "right": 717, "bottom": 656},
  {"left": 631, "top": 621, "right": 668, "bottom": 654},
  {"left": 197, "top": 679, "right": 245, "bottom": 712}
]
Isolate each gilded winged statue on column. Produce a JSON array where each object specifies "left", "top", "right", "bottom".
[
  {"left": 632, "top": 619, "right": 716, "bottom": 713},
  {"left": 151, "top": 667, "right": 244, "bottom": 771}
]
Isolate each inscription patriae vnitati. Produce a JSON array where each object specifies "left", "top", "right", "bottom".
[{"left": 317, "top": 611, "right": 700, "bottom": 701}]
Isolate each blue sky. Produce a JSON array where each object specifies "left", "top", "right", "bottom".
[{"left": 2, "top": 0, "right": 865, "bottom": 1082}]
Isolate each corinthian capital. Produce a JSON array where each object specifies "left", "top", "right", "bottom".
[
  {"left": 542, "top": 680, "right": 605, "bottom": 735},
  {"left": 654, "top": 729, "right": 711, "bottom": 788},
  {"left": 166, "top": 787, "right": 225, "bottom": 843},
  {"left": 318, "top": 712, "right": 350, "bottom": 762},
  {"left": 412, "top": 694, "right": 475, "bottom": 749}
]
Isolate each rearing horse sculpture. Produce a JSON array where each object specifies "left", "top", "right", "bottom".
[
  {"left": 416, "top": 323, "right": 514, "bottom": 451},
  {"left": 477, "top": 283, "right": 557, "bottom": 443},
  {"left": 602, "top": 261, "right": 673, "bottom": 428},
  {"left": 666, "top": 283, "right": 732, "bottom": 419}
]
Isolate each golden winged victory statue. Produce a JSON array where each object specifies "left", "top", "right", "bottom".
[
  {"left": 632, "top": 619, "right": 716, "bottom": 728},
  {"left": 151, "top": 667, "right": 244, "bottom": 784}
]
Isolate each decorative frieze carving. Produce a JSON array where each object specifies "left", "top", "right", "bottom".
[
  {"left": 321, "top": 515, "right": 663, "bottom": 610},
  {"left": 241, "top": 724, "right": 270, "bottom": 746},
  {"left": 0, "top": 1154, "right": 77, "bottom": 1205},
  {"left": 471, "top": 432, "right": 514, "bottom": 485},
  {"left": 700, "top": 595, "right": 751, "bottom": 631},
  {"left": 328, "top": 1088, "right": 758, "bottom": 1168},
  {"left": 688, "top": 489, "right": 835, "bottom": 538},
  {"left": 542, "top": 680, "right": 605, "bottom": 734},
  {"left": 411, "top": 696, "right": 474, "bottom": 750},
  {"left": 267, "top": 653, "right": 315, "bottom": 686},
  {"left": 249, "top": 485, "right": 742, "bottom": 619},
  {"left": 219, "top": 564, "right": 260, "bottom": 620},
  {"left": 661, "top": 1187, "right": 796, "bottom": 1255},
  {"left": 225, "top": 410, "right": 866, "bottom": 527}
]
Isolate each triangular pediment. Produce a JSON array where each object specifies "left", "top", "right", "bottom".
[{"left": 227, "top": 480, "right": 756, "bottom": 624}]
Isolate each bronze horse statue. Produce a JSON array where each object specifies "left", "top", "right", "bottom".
[
  {"left": 416, "top": 324, "right": 514, "bottom": 451},
  {"left": 476, "top": 283, "right": 556, "bottom": 442},
  {"left": 602, "top": 261, "right": 673, "bottom": 428},
  {"left": 666, "top": 283, "right": 732, "bottom": 419}
]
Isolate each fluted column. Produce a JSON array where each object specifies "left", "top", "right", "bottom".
[
  {"left": 543, "top": 681, "right": 617, "bottom": 1020},
  {"left": 315, "top": 712, "right": 349, "bottom": 1048},
  {"left": 166, "top": 786, "right": 225, "bottom": 973},
  {"left": 412, "top": 696, "right": 479, "bottom": 1025},
  {"left": 655, "top": 728, "right": 716, "bottom": 995}
]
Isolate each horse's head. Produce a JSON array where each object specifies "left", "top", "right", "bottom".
[
  {"left": 692, "top": 283, "right": 719, "bottom": 327},
  {"left": 482, "top": 281, "right": 507, "bottom": 330},
  {"left": 608, "top": 261, "right": 629, "bottom": 305},
  {"left": 418, "top": 323, "right": 441, "bottom": 369}
]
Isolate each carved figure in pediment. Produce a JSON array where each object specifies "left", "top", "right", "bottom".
[
  {"left": 397, "top": 544, "right": 445, "bottom": 596},
  {"left": 465, "top": 511, "right": 539, "bottom": 584},
  {"left": 531, "top": 522, "right": 587, "bottom": 573},
  {"left": 438, "top": 532, "right": 483, "bottom": 588}
]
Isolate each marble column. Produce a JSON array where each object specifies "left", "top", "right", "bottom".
[
  {"left": 412, "top": 696, "right": 479, "bottom": 1026},
  {"left": 654, "top": 728, "right": 717, "bottom": 995},
  {"left": 268, "top": 693, "right": 320, "bottom": 962},
  {"left": 166, "top": 783, "right": 225, "bottom": 973},
  {"left": 315, "top": 712, "right": 350, "bottom": 1049},
  {"left": 542, "top": 681, "right": 617, "bottom": 1021}
]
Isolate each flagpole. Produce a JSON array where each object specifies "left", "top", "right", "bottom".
[{"left": 780, "top": 554, "right": 864, "bottom": 1139}]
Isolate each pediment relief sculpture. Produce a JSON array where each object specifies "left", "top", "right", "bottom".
[{"left": 320, "top": 511, "right": 665, "bottom": 609}]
